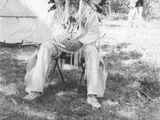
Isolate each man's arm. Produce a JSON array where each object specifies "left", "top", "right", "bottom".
[
  {"left": 54, "top": 25, "right": 88, "bottom": 52},
  {"left": 73, "top": 24, "right": 88, "bottom": 42},
  {"left": 79, "top": 11, "right": 100, "bottom": 45}
]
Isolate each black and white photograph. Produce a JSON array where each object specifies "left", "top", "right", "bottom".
[{"left": 0, "top": 0, "right": 160, "bottom": 119}]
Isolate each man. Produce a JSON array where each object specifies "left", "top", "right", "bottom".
[
  {"left": 128, "top": 0, "right": 144, "bottom": 27},
  {"left": 24, "top": 0, "right": 107, "bottom": 108},
  {"left": 135, "top": 0, "right": 144, "bottom": 24},
  {"left": 128, "top": 0, "right": 138, "bottom": 27}
]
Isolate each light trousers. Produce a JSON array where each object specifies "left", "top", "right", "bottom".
[
  {"left": 128, "top": 7, "right": 144, "bottom": 27},
  {"left": 25, "top": 41, "right": 107, "bottom": 97},
  {"left": 128, "top": 7, "right": 137, "bottom": 27}
]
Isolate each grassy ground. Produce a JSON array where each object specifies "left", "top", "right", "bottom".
[{"left": 0, "top": 19, "right": 160, "bottom": 120}]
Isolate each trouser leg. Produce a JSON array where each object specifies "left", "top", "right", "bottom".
[
  {"left": 137, "top": 7, "right": 143, "bottom": 19},
  {"left": 128, "top": 8, "right": 137, "bottom": 27},
  {"left": 25, "top": 41, "right": 59, "bottom": 93},
  {"left": 137, "top": 7, "right": 143, "bottom": 26},
  {"left": 128, "top": 8, "right": 134, "bottom": 22},
  {"left": 83, "top": 45, "right": 107, "bottom": 98}
]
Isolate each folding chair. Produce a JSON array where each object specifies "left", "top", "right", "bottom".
[
  {"left": 53, "top": 51, "right": 86, "bottom": 84},
  {"left": 54, "top": 33, "right": 107, "bottom": 85}
]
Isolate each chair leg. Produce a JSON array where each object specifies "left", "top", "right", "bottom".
[
  {"left": 56, "top": 59, "right": 65, "bottom": 83},
  {"left": 79, "top": 65, "right": 85, "bottom": 85}
]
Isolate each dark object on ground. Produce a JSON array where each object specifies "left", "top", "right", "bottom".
[{"left": 0, "top": 41, "right": 40, "bottom": 48}]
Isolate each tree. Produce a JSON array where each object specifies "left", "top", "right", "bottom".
[{"left": 143, "top": 0, "right": 160, "bottom": 20}]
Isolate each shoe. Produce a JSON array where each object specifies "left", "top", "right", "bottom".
[
  {"left": 87, "top": 94, "right": 101, "bottom": 108},
  {"left": 23, "top": 92, "right": 41, "bottom": 100}
]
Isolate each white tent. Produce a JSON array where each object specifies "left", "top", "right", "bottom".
[{"left": 0, "top": 0, "right": 52, "bottom": 43}]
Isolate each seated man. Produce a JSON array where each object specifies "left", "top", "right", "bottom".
[
  {"left": 128, "top": 0, "right": 138, "bottom": 27},
  {"left": 24, "top": 0, "right": 107, "bottom": 108},
  {"left": 135, "top": 0, "right": 144, "bottom": 22},
  {"left": 128, "top": 0, "right": 144, "bottom": 27}
]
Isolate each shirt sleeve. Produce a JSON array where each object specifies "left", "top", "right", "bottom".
[
  {"left": 50, "top": 10, "right": 71, "bottom": 43},
  {"left": 79, "top": 9, "right": 100, "bottom": 45}
]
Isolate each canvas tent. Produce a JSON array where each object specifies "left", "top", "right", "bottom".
[
  {"left": 0, "top": 0, "right": 81, "bottom": 67},
  {"left": 0, "top": 0, "right": 53, "bottom": 43}
]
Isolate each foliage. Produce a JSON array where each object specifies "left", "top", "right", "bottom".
[
  {"left": 143, "top": 0, "right": 160, "bottom": 20},
  {"left": 48, "top": 0, "right": 160, "bottom": 20},
  {"left": 110, "top": 0, "right": 160, "bottom": 20},
  {"left": 110, "top": 0, "right": 129, "bottom": 13}
]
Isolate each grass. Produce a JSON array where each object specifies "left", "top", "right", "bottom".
[{"left": 1, "top": 20, "right": 160, "bottom": 120}]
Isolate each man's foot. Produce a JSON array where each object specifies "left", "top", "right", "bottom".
[
  {"left": 23, "top": 92, "right": 41, "bottom": 100},
  {"left": 87, "top": 94, "right": 101, "bottom": 108}
]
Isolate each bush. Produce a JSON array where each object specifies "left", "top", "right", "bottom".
[
  {"left": 143, "top": 0, "right": 160, "bottom": 20},
  {"left": 108, "top": 0, "right": 160, "bottom": 20},
  {"left": 110, "top": 0, "right": 129, "bottom": 13}
]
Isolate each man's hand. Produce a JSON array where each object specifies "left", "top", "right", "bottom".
[
  {"left": 60, "top": 40, "right": 83, "bottom": 52},
  {"left": 80, "top": 22, "right": 88, "bottom": 37}
]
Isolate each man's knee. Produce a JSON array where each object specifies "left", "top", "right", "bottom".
[
  {"left": 83, "top": 45, "right": 99, "bottom": 62},
  {"left": 84, "top": 45, "right": 98, "bottom": 55},
  {"left": 40, "top": 41, "right": 59, "bottom": 57},
  {"left": 41, "top": 41, "right": 53, "bottom": 51}
]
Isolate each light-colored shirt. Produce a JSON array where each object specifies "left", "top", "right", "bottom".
[
  {"left": 129, "top": 0, "right": 138, "bottom": 8},
  {"left": 49, "top": 8, "right": 71, "bottom": 43},
  {"left": 50, "top": 2, "right": 100, "bottom": 45},
  {"left": 78, "top": 1, "right": 100, "bottom": 45}
]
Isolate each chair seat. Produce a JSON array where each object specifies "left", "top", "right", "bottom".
[
  {"left": 54, "top": 51, "right": 85, "bottom": 84},
  {"left": 61, "top": 64, "right": 79, "bottom": 70},
  {"left": 54, "top": 46, "right": 106, "bottom": 85}
]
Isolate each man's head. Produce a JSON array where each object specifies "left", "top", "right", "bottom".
[
  {"left": 54, "top": 0, "right": 65, "bottom": 7},
  {"left": 64, "top": 0, "right": 80, "bottom": 25},
  {"left": 48, "top": 0, "right": 65, "bottom": 11},
  {"left": 67, "top": 0, "right": 79, "bottom": 16},
  {"left": 85, "top": 0, "right": 106, "bottom": 15},
  {"left": 87, "top": 0, "right": 102, "bottom": 5},
  {"left": 66, "top": 0, "right": 103, "bottom": 22}
]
